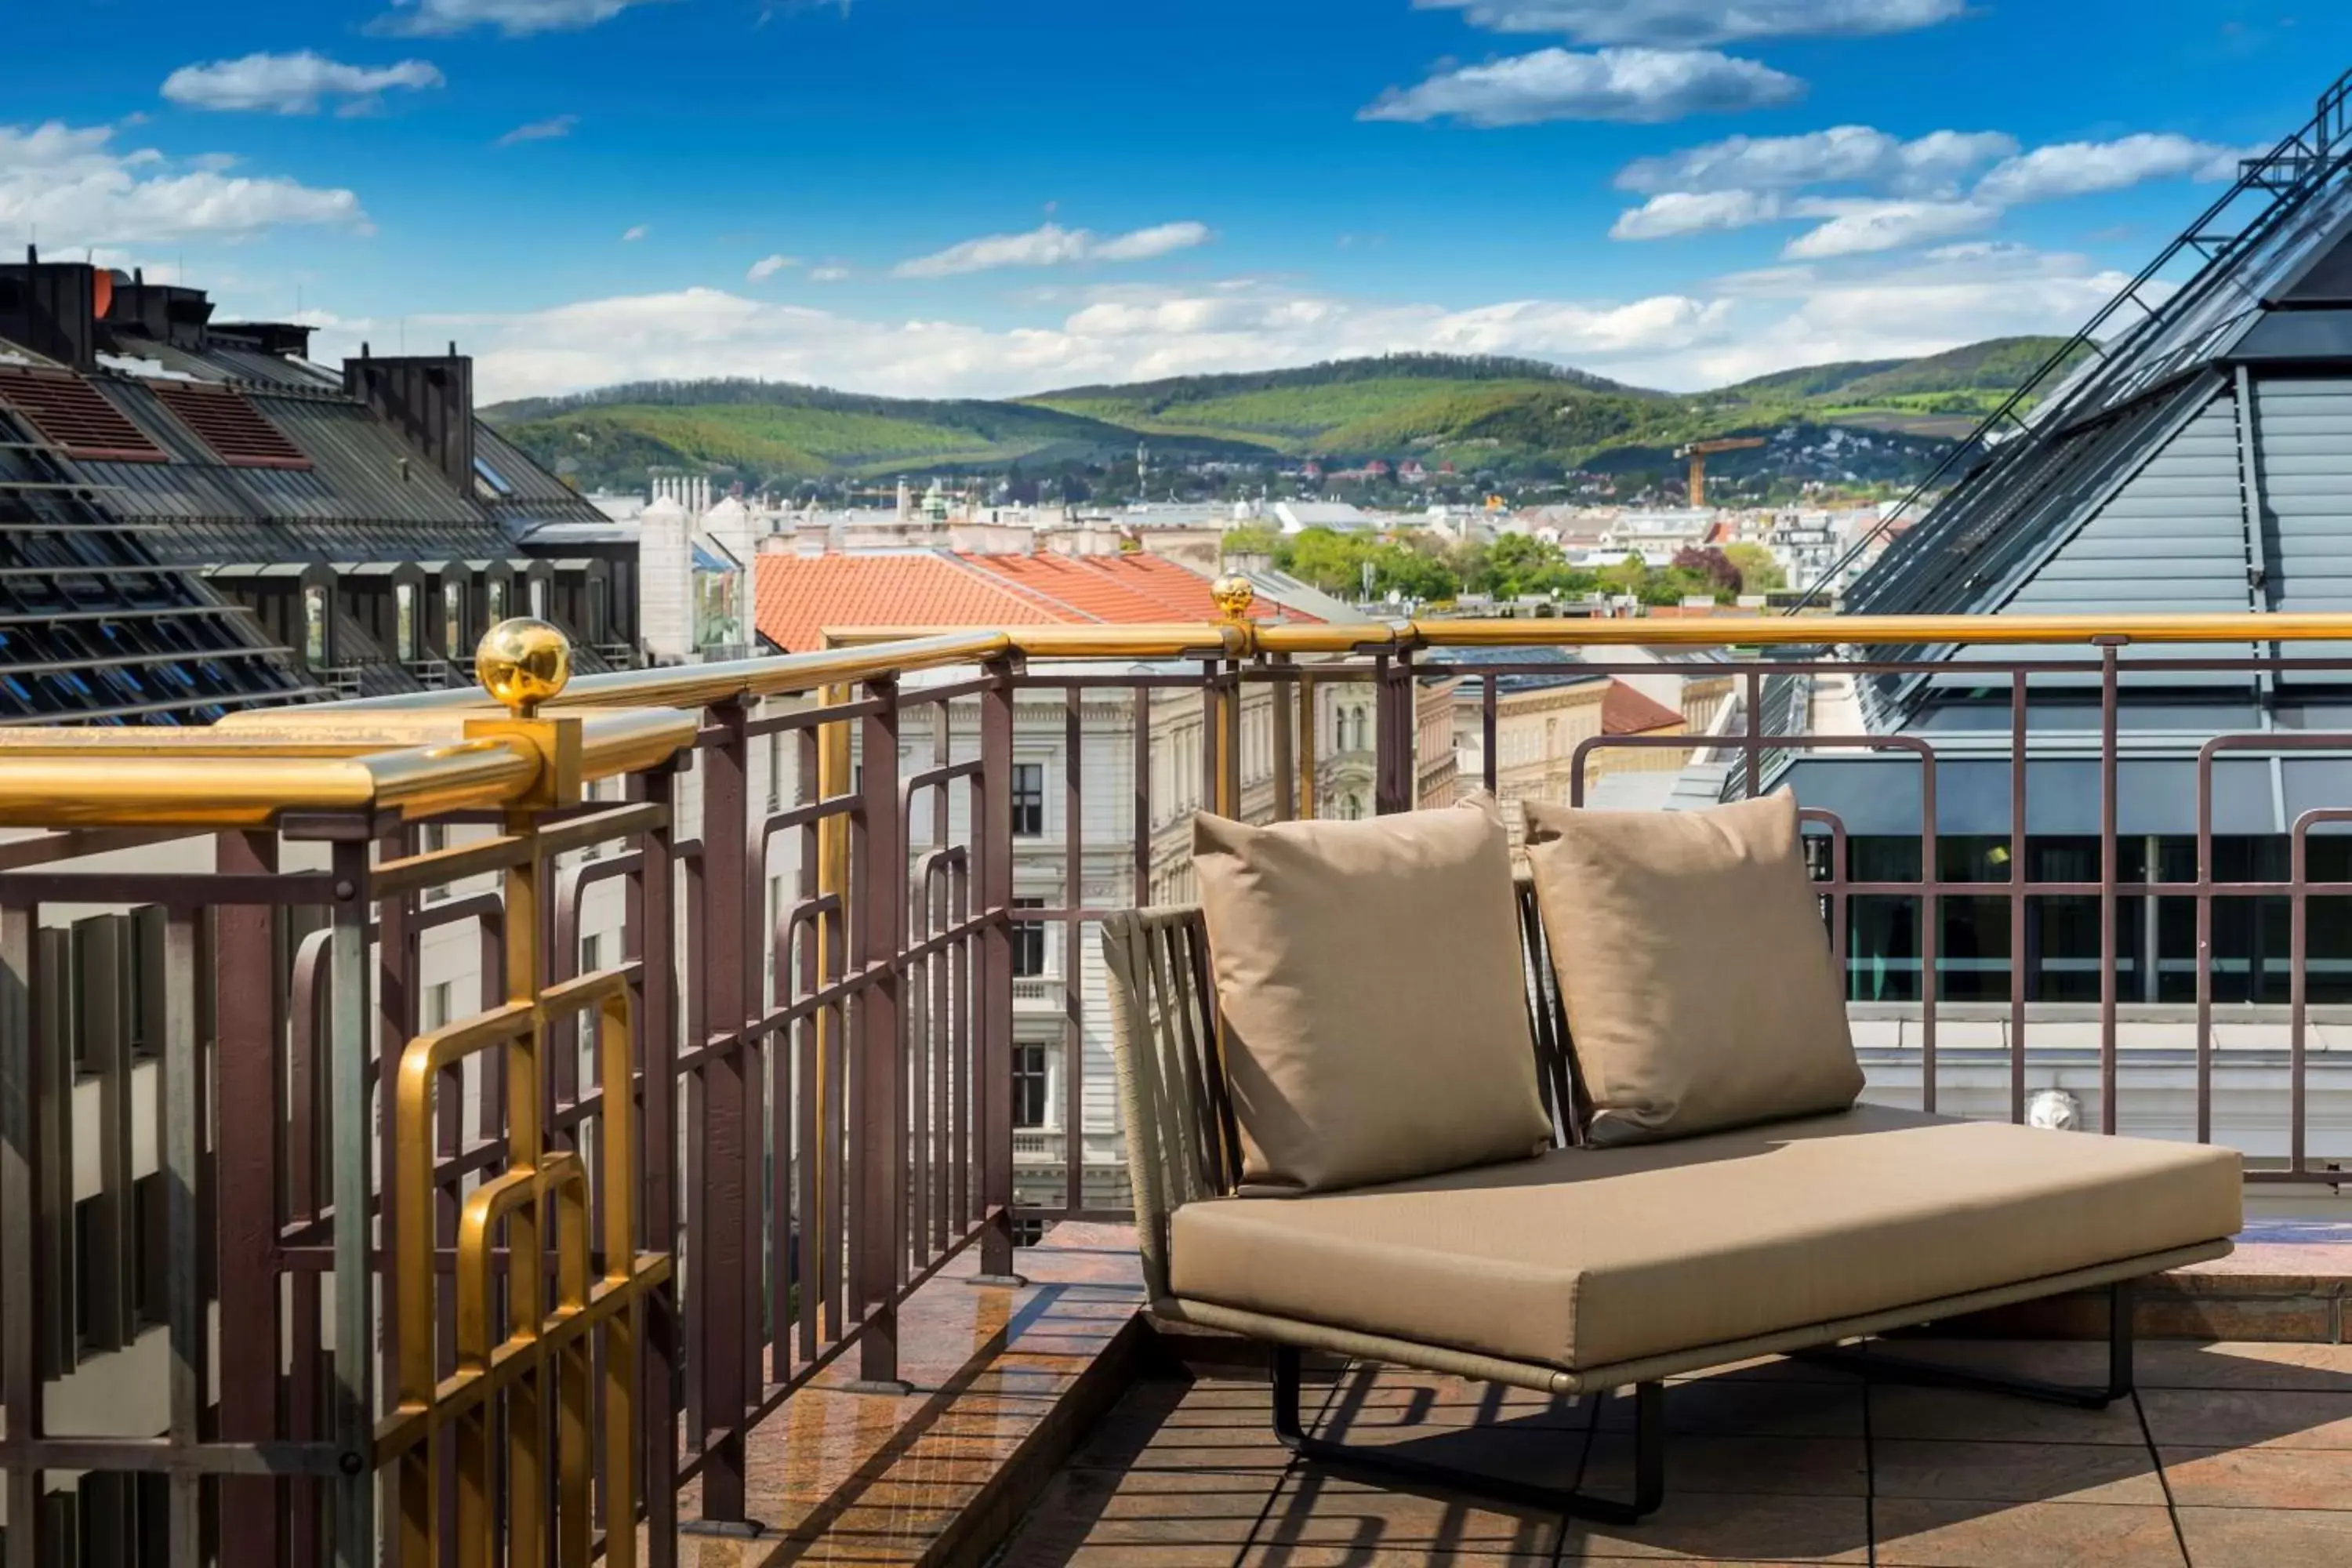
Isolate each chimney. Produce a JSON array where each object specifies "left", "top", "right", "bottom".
[
  {"left": 0, "top": 247, "right": 100, "bottom": 372},
  {"left": 344, "top": 342, "right": 476, "bottom": 493}
]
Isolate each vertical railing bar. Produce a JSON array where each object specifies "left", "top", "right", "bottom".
[
  {"left": 2, "top": 896, "right": 45, "bottom": 1568},
  {"left": 1919, "top": 750, "right": 1939, "bottom": 1116},
  {"left": 328, "top": 840, "right": 376, "bottom": 1568},
  {"left": 795, "top": 727, "right": 823, "bottom": 1366},
  {"left": 1299, "top": 671, "right": 1319, "bottom": 820},
  {"left": 1744, "top": 669, "right": 1762, "bottom": 801},
  {"left": 162, "top": 908, "right": 204, "bottom": 1563},
  {"left": 1064, "top": 687, "right": 1085, "bottom": 1220},
  {"left": 949, "top": 850, "right": 970, "bottom": 1242},
  {"left": 2100, "top": 644, "right": 2122, "bottom": 1134},
  {"left": 693, "top": 702, "right": 750, "bottom": 1523},
  {"left": 214, "top": 830, "right": 284, "bottom": 1566},
  {"left": 2291, "top": 823, "right": 2310, "bottom": 1176},
  {"left": 635, "top": 767, "right": 681, "bottom": 1567},
  {"left": 975, "top": 664, "right": 1020, "bottom": 1282},
  {"left": 855, "top": 676, "right": 905, "bottom": 1387},
  {"left": 2196, "top": 742, "right": 2216, "bottom": 1145},
  {"left": 1480, "top": 673, "right": 1497, "bottom": 797},
  {"left": 2009, "top": 670, "right": 2029, "bottom": 1125},
  {"left": 1269, "top": 662, "right": 1294, "bottom": 826},
  {"left": 1134, "top": 685, "right": 1153, "bottom": 897}
]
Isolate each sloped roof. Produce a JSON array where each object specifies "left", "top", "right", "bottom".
[
  {"left": 754, "top": 553, "right": 1067, "bottom": 652},
  {"left": 1601, "top": 680, "right": 1685, "bottom": 735},
  {"left": 755, "top": 549, "right": 1322, "bottom": 653}
]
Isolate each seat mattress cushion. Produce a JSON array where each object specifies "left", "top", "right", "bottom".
[{"left": 1167, "top": 1104, "right": 2241, "bottom": 1372}]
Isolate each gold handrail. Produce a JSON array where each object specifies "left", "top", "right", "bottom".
[{"left": 0, "top": 609, "right": 2343, "bottom": 829}]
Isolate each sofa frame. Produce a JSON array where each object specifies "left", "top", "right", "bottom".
[{"left": 1101, "top": 893, "right": 2221, "bottom": 1524}]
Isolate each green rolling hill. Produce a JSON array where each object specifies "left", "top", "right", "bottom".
[{"left": 482, "top": 338, "right": 2082, "bottom": 495}]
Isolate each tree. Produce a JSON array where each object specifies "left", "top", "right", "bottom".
[
  {"left": 1671, "top": 546, "right": 1741, "bottom": 596},
  {"left": 1722, "top": 542, "right": 1787, "bottom": 594},
  {"left": 1284, "top": 527, "right": 1374, "bottom": 596},
  {"left": 1220, "top": 524, "right": 1282, "bottom": 559}
]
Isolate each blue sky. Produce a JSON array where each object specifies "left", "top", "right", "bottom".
[{"left": 6, "top": 1, "right": 2347, "bottom": 400}]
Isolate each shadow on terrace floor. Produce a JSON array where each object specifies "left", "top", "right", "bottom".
[{"left": 996, "top": 1338, "right": 2352, "bottom": 1567}]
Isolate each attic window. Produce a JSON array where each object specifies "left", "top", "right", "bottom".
[
  {"left": 0, "top": 369, "right": 169, "bottom": 463},
  {"left": 147, "top": 383, "right": 312, "bottom": 470},
  {"left": 474, "top": 456, "right": 513, "bottom": 497}
]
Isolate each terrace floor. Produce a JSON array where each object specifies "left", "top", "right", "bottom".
[{"left": 995, "top": 1340, "right": 2352, "bottom": 1568}]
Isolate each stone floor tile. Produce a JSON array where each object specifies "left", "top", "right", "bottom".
[
  {"left": 1593, "top": 1381, "right": 1865, "bottom": 1439},
  {"left": 1867, "top": 1385, "right": 2147, "bottom": 1445},
  {"left": 2159, "top": 1443, "right": 2352, "bottom": 1508},
  {"left": 1871, "top": 1438, "right": 2165, "bottom": 1504},
  {"left": 2138, "top": 1387, "right": 2352, "bottom": 1450},
  {"left": 2137, "top": 1340, "right": 2352, "bottom": 1391},
  {"left": 1236, "top": 1551, "right": 1556, "bottom": 1566},
  {"left": 1290, "top": 1423, "right": 1591, "bottom": 1493},
  {"left": 1559, "top": 1492, "right": 1870, "bottom": 1562},
  {"left": 1878, "top": 1497, "right": 2187, "bottom": 1567},
  {"left": 2172, "top": 1505, "right": 2352, "bottom": 1568},
  {"left": 1871, "top": 1499, "right": 2186, "bottom": 1566},
  {"left": 1006, "top": 1545, "right": 1264, "bottom": 1568},
  {"left": 1256, "top": 1472, "right": 1565, "bottom": 1556},
  {"left": 1582, "top": 1433, "right": 1866, "bottom": 1497}
]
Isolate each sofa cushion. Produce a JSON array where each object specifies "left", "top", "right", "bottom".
[
  {"left": 1167, "top": 1105, "right": 2241, "bottom": 1372},
  {"left": 1192, "top": 806, "right": 1552, "bottom": 1194},
  {"left": 1523, "top": 792, "right": 1861, "bottom": 1145}
]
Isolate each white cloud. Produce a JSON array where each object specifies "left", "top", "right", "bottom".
[
  {"left": 1610, "top": 188, "right": 1785, "bottom": 238},
  {"left": 892, "top": 220, "right": 1212, "bottom": 278},
  {"left": 1617, "top": 125, "right": 2016, "bottom": 195},
  {"left": 376, "top": 277, "right": 1730, "bottom": 404},
  {"left": 496, "top": 114, "right": 578, "bottom": 145},
  {"left": 161, "top": 52, "right": 444, "bottom": 116},
  {"left": 620, "top": 223, "right": 649, "bottom": 241},
  {"left": 746, "top": 253, "right": 800, "bottom": 281},
  {"left": 375, "top": 0, "right": 662, "bottom": 36},
  {"left": 1973, "top": 133, "right": 2250, "bottom": 207},
  {"left": 1689, "top": 242, "right": 2146, "bottom": 383},
  {"left": 1362, "top": 47, "right": 1802, "bottom": 127},
  {"left": 0, "top": 120, "right": 367, "bottom": 249},
  {"left": 1780, "top": 197, "right": 1997, "bottom": 257},
  {"left": 1415, "top": 0, "right": 1965, "bottom": 46},
  {"left": 808, "top": 264, "right": 851, "bottom": 282}
]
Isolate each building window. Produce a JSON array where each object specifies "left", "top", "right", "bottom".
[
  {"left": 488, "top": 578, "right": 509, "bottom": 622},
  {"left": 1011, "top": 1044, "right": 1050, "bottom": 1128},
  {"left": 1012, "top": 898, "right": 1047, "bottom": 978},
  {"left": 302, "top": 584, "right": 328, "bottom": 665},
  {"left": 580, "top": 932, "right": 603, "bottom": 976},
  {"left": 396, "top": 582, "right": 419, "bottom": 659},
  {"left": 444, "top": 580, "right": 466, "bottom": 657},
  {"left": 1012, "top": 762, "right": 1044, "bottom": 837},
  {"left": 424, "top": 981, "right": 455, "bottom": 1032}
]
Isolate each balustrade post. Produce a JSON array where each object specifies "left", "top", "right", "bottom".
[
  {"left": 214, "top": 829, "right": 283, "bottom": 1567},
  {"left": 849, "top": 678, "right": 910, "bottom": 1390},
  {"left": 690, "top": 702, "right": 752, "bottom": 1526},
  {"left": 975, "top": 662, "right": 1024, "bottom": 1283},
  {"left": 633, "top": 764, "right": 682, "bottom": 1562},
  {"left": 328, "top": 837, "right": 376, "bottom": 1568}
]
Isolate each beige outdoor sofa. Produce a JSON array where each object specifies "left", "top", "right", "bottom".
[{"left": 1101, "top": 877, "right": 2244, "bottom": 1523}]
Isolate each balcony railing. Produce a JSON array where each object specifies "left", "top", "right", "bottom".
[{"left": 0, "top": 600, "right": 2349, "bottom": 1565}]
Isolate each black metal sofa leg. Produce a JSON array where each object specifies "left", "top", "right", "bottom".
[
  {"left": 1792, "top": 1279, "right": 2137, "bottom": 1410},
  {"left": 1268, "top": 1345, "right": 1666, "bottom": 1524}
]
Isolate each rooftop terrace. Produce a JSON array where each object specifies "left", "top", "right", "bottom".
[{"left": 3, "top": 604, "right": 2352, "bottom": 1567}]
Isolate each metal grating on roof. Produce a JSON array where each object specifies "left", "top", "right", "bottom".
[
  {"left": 147, "top": 381, "right": 313, "bottom": 470},
  {"left": 0, "top": 369, "right": 168, "bottom": 463}
]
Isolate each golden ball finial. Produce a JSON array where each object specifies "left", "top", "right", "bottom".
[
  {"left": 475, "top": 617, "right": 572, "bottom": 718},
  {"left": 1210, "top": 574, "right": 1256, "bottom": 622}
]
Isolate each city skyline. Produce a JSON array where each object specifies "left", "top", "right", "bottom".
[{"left": 7, "top": 0, "right": 2343, "bottom": 400}]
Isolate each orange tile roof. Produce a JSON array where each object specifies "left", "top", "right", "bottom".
[
  {"left": 753, "top": 553, "right": 1069, "bottom": 653},
  {"left": 961, "top": 553, "right": 1185, "bottom": 622},
  {"left": 1601, "top": 679, "right": 1686, "bottom": 735},
  {"left": 755, "top": 549, "right": 1321, "bottom": 652}
]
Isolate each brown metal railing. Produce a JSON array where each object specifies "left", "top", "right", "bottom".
[{"left": 0, "top": 601, "right": 2348, "bottom": 1566}]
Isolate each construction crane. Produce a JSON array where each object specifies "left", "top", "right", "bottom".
[{"left": 1674, "top": 436, "right": 1765, "bottom": 507}]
